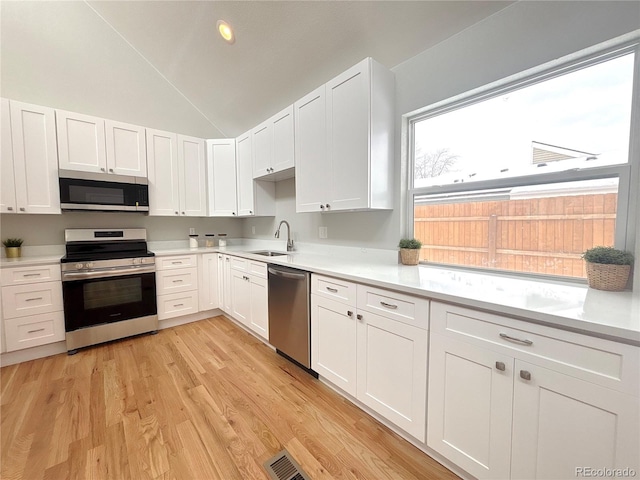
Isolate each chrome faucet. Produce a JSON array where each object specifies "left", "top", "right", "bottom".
[{"left": 275, "top": 220, "right": 294, "bottom": 251}]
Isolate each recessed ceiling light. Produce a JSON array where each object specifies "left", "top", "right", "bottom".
[{"left": 217, "top": 20, "right": 235, "bottom": 44}]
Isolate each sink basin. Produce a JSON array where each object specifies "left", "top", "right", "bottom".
[{"left": 250, "top": 250, "right": 288, "bottom": 257}]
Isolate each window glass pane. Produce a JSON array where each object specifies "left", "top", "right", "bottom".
[
  {"left": 413, "top": 178, "right": 618, "bottom": 279},
  {"left": 413, "top": 54, "right": 634, "bottom": 188}
]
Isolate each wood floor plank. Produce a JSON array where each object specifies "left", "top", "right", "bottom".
[{"left": 0, "top": 315, "right": 459, "bottom": 480}]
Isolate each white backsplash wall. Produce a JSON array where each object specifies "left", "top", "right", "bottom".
[
  {"left": 0, "top": 213, "right": 243, "bottom": 247},
  {"left": 241, "top": 178, "right": 398, "bottom": 250}
]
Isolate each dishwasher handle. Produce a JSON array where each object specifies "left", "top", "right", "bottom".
[{"left": 268, "top": 266, "right": 307, "bottom": 280}]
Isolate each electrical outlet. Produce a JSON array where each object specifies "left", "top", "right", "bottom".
[
  {"left": 189, "top": 228, "right": 196, "bottom": 235},
  {"left": 252, "top": 226, "right": 256, "bottom": 235},
  {"left": 319, "top": 226, "right": 328, "bottom": 239}
]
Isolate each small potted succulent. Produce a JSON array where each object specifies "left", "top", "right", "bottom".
[
  {"left": 3, "top": 238, "right": 24, "bottom": 258},
  {"left": 399, "top": 238, "right": 423, "bottom": 265},
  {"left": 582, "top": 246, "right": 634, "bottom": 291}
]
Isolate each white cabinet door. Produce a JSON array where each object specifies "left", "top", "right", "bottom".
[
  {"left": 56, "top": 109, "right": 106, "bottom": 173},
  {"left": 356, "top": 310, "right": 428, "bottom": 442},
  {"left": 511, "top": 361, "right": 639, "bottom": 480},
  {"left": 146, "top": 129, "right": 180, "bottom": 216},
  {"left": 230, "top": 270, "right": 250, "bottom": 326},
  {"left": 206, "top": 139, "right": 237, "bottom": 217},
  {"left": 326, "top": 59, "right": 370, "bottom": 211},
  {"left": 177, "top": 134, "right": 206, "bottom": 217},
  {"left": 236, "top": 130, "right": 254, "bottom": 216},
  {"left": 295, "top": 86, "right": 329, "bottom": 213},
  {"left": 199, "top": 253, "right": 219, "bottom": 311},
  {"left": 10, "top": 101, "right": 60, "bottom": 214},
  {"left": 217, "top": 254, "right": 225, "bottom": 312},
  {"left": 105, "top": 119, "right": 147, "bottom": 177},
  {"left": 311, "top": 294, "right": 357, "bottom": 397},
  {"left": 249, "top": 274, "right": 268, "bottom": 340},
  {"left": 222, "top": 255, "right": 233, "bottom": 314},
  {"left": 427, "top": 332, "right": 514, "bottom": 479},
  {"left": 272, "top": 105, "right": 295, "bottom": 173},
  {"left": 252, "top": 121, "right": 272, "bottom": 178},
  {"left": 1, "top": 98, "right": 16, "bottom": 213}
]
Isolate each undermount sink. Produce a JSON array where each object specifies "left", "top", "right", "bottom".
[{"left": 250, "top": 250, "right": 288, "bottom": 257}]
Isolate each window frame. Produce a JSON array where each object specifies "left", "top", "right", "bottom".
[{"left": 405, "top": 36, "right": 640, "bottom": 283}]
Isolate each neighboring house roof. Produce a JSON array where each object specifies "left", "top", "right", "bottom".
[{"left": 532, "top": 141, "right": 597, "bottom": 164}]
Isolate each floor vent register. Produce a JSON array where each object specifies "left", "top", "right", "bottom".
[{"left": 264, "top": 449, "right": 311, "bottom": 480}]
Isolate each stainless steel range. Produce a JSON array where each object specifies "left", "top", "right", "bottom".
[{"left": 61, "top": 228, "right": 158, "bottom": 353}]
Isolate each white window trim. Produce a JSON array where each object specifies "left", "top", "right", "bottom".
[{"left": 404, "top": 32, "right": 640, "bottom": 283}]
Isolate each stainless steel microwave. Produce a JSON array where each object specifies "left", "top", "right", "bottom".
[{"left": 59, "top": 170, "right": 149, "bottom": 212}]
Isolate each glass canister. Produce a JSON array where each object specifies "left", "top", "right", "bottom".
[
  {"left": 189, "top": 234, "right": 199, "bottom": 249},
  {"left": 218, "top": 233, "right": 227, "bottom": 247},
  {"left": 205, "top": 234, "right": 215, "bottom": 248}
]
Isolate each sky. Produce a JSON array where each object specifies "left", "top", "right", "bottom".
[{"left": 414, "top": 53, "right": 635, "bottom": 187}]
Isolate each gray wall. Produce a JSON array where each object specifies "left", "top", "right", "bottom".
[{"left": 244, "top": 1, "right": 640, "bottom": 254}]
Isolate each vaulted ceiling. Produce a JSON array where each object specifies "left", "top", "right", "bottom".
[{"left": 1, "top": 1, "right": 514, "bottom": 138}]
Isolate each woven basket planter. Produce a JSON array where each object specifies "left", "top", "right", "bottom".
[
  {"left": 400, "top": 248, "right": 420, "bottom": 265},
  {"left": 585, "top": 262, "right": 631, "bottom": 291}
]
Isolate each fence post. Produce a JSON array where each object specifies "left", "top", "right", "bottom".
[{"left": 488, "top": 214, "right": 498, "bottom": 266}]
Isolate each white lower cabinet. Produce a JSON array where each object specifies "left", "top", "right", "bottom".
[
  {"left": 427, "top": 301, "right": 640, "bottom": 480},
  {"left": 198, "top": 253, "right": 219, "bottom": 311},
  {"left": 227, "top": 257, "right": 268, "bottom": 340},
  {"left": 156, "top": 255, "right": 199, "bottom": 320},
  {"left": 311, "top": 274, "right": 429, "bottom": 442},
  {"left": 230, "top": 269, "right": 250, "bottom": 325}
]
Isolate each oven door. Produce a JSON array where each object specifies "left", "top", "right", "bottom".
[{"left": 63, "top": 271, "right": 157, "bottom": 332}]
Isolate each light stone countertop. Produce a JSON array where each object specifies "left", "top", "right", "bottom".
[{"left": 152, "top": 244, "right": 640, "bottom": 346}]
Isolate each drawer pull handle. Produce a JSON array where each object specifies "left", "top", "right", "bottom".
[
  {"left": 174, "top": 303, "right": 184, "bottom": 307},
  {"left": 380, "top": 301, "right": 398, "bottom": 309},
  {"left": 28, "top": 328, "right": 45, "bottom": 334},
  {"left": 171, "top": 261, "right": 183, "bottom": 265},
  {"left": 326, "top": 287, "right": 338, "bottom": 293},
  {"left": 23, "top": 273, "right": 41, "bottom": 277},
  {"left": 172, "top": 280, "right": 183, "bottom": 283},
  {"left": 499, "top": 333, "right": 533, "bottom": 346},
  {"left": 520, "top": 370, "right": 532, "bottom": 381},
  {"left": 495, "top": 361, "right": 506, "bottom": 371},
  {"left": 347, "top": 310, "right": 353, "bottom": 317},
  {"left": 25, "top": 297, "right": 43, "bottom": 302}
]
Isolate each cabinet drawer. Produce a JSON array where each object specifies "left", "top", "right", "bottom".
[
  {"left": 1, "top": 264, "right": 61, "bottom": 285},
  {"left": 230, "top": 256, "right": 248, "bottom": 272},
  {"left": 2, "top": 281, "right": 63, "bottom": 319},
  {"left": 312, "top": 274, "right": 357, "bottom": 305},
  {"left": 157, "top": 255, "right": 197, "bottom": 270},
  {"left": 157, "top": 290, "right": 199, "bottom": 320},
  {"left": 156, "top": 267, "right": 198, "bottom": 295},
  {"left": 4, "top": 311, "right": 65, "bottom": 352},
  {"left": 357, "top": 284, "right": 429, "bottom": 330},
  {"left": 248, "top": 261, "right": 267, "bottom": 278},
  {"left": 431, "top": 302, "right": 639, "bottom": 395}
]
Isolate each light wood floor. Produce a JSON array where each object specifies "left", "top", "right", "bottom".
[{"left": 1, "top": 315, "right": 459, "bottom": 480}]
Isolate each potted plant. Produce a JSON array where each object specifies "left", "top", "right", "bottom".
[
  {"left": 399, "top": 238, "right": 422, "bottom": 265},
  {"left": 3, "top": 238, "right": 24, "bottom": 258},
  {"left": 582, "top": 246, "right": 634, "bottom": 291}
]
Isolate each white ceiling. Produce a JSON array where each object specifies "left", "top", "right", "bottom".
[{"left": 85, "top": 1, "right": 513, "bottom": 137}]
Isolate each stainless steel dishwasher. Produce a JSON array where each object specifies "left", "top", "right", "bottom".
[{"left": 268, "top": 264, "right": 316, "bottom": 375}]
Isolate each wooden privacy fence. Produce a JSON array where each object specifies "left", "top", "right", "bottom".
[{"left": 414, "top": 193, "right": 617, "bottom": 278}]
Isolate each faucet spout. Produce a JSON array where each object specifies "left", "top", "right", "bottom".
[{"left": 275, "top": 220, "right": 294, "bottom": 252}]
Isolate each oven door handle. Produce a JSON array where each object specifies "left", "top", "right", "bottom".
[{"left": 62, "top": 265, "right": 156, "bottom": 281}]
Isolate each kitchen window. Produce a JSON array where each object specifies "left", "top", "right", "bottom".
[{"left": 408, "top": 40, "right": 639, "bottom": 281}]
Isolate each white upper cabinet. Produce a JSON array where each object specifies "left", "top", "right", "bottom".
[
  {"left": 2, "top": 99, "right": 60, "bottom": 214},
  {"left": 57, "top": 110, "right": 147, "bottom": 177},
  {"left": 295, "top": 85, "right": 328, "bottom": 213},
  {"left": 104, "top": 120, "right": 147, "bottom": 176},
  {"left": 146, "top": 128, "right": 180, "bottom": 216},
  {"left": 177, "top": 134, "right": 207, "bottom": 217},
  {"left": 236, "top": 130, "right": 275, "bottom": 217},
  {"left": 252, "top": 105, "right": 295, "bottom": 181},
  {"left": 206, "top": 139, "right": 238, "bottom": 217},
  {"left": 295, "top": 58, "right": 394, "bottom": 213}
]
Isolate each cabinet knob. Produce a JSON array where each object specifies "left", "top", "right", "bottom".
[
  {"left": 347, "top": 310, "right": 353, "bottom": 317},
  {"left": 495, "top": 361, "right": 506, "bottom": 371},
  {"left": 7, "top": 207, "right": 13, "bottom": 211},
  {"left": 320, "top": 205, "right": 325, "bottom": 210},
  {"left": 100, "top": 168, "right": 105, "bottom": 172},
  {"left": 109, "top": 168, "right": 114, "bottom": 173},
  {"left": 266, "top": 168, "right": 270, "bottom": 173},
  {"left": 356, "top": 314, "right": 363, "bottom": 321},
  {"left": 175, "top": 211, "right": 179, "bottom": 215},
  {"left": 520, "top": 370, "right": 532, "bottom": 381},
  {"left": 232, "top": 212, "right": 236, "bottom": 215},
  {"left": 181, "top": 212, "right": 185, "bottom": 215},
  {"left": 249, "top": 210, "right": 253, "bottom": 214},
  {"left": 325, "top": 204, "right": 330, "bottom": 209},
  {"left": 19, "top": 207, "right": 25, "bottom": 212}
]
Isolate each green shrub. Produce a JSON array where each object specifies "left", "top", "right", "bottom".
[
  {"left": 399, "top": 238, "right": 422, "bottom": 249},
  {"left": 582, "top": 246, "right": 633, "bottom": 265},
  {"left": 2, "top": 238, "right": 23, "bottom": 248}
]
